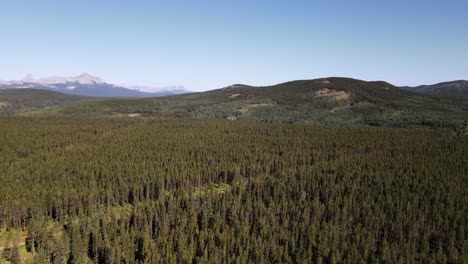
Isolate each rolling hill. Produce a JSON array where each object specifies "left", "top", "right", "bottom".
[
  {"left": 29, "top": 77, "right": 468, "bottom": 132},
  {"left": 0, "top": 89, "right": 99, "bottom": 115},
  {"left": 401, "top": 80, "right": 468, "bottom": 97}
]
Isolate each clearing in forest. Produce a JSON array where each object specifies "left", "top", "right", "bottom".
[{"left": 315, "top": 88, "right": 350, "bottom": 101}]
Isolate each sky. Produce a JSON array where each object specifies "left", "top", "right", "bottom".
[{"left": 1, "top": 0, "right": 467, "bottom": 91}]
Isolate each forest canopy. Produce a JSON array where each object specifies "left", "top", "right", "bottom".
[{"left": 0, "top": 117, "right": 466, "bottom": 263}]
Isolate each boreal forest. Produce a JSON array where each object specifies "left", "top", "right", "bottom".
[
  {"left": 1, "top": 0, "right": 467, "bottom": 262},
  {"left": 0, "top": 113, "right": 466, "bottom": 263}
]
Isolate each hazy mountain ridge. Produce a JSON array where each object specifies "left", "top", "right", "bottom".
[
  {"left": 400, "top": 80, "right": 468, "bottom": 97},
  {"left": 0, "top": 73, "right": 190, "bottom": 97}
]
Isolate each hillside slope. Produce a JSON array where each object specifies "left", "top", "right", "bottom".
[
  {"left": 14, "top": 78, "right": 468, "bottom": 131},
  {"left": 0, "top": 89, "right": 99, "bottom": 114},
  {"left": 401, "top": 80, "right": 468, "bottom": 97}
]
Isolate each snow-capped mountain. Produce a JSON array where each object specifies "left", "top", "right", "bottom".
[
  {"left": 0, "top": 73, "right": 190, "bottom": 97},
  {"left": 31, "top": 73, "right": 105, "bottom": 85}
]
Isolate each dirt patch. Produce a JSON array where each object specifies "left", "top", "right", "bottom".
[
  {"left": 239, "top": 103, "right": 273, "bottom": 113},
  {"left": 229, "top": 93, "right": 241, "bottom": 98},
  {"left": 315, "top": 88, "right": 350, "bottom": 101}
]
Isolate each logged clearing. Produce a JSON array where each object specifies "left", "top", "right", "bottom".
[{"left": 315, "top": 88, "right": 350, "bottom": 100}]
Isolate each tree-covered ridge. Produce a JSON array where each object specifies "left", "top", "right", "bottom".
[
  {"left": 0, "top": 117, "right": 466, "bottom": 263},
  {"left": 0, "top": 89, "right": 98, "bottom": 115},
  {"left": 401, "top": 80, "right": 468, "bottom": 97},
  {"left": 29, "top": 78, "right": 468, "bottom": 132}
]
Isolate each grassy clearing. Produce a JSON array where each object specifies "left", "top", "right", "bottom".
[
  {"left": 193, "top": 183, "right": 232, "bottom": 198},
  {"left": 238, "top": 103, "right": 274, "bottom": 114},
  {"left": 0, "top": 228, "right": 33, "bottom": 264}
]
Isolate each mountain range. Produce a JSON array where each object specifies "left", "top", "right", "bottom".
[
  {"left": 3, "top": 77, "right": 465, "bottom": 133},
  {"left": 0, "top": 73, "right": 190, "bottom": 97}
]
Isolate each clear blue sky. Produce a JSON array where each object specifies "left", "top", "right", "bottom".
[{"left": 1, "top": 0, "right": 467, "bottom": 91}]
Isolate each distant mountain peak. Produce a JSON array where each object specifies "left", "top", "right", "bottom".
[
  {"left": 0, "top": 73, "right": 189, "bottom": 98},
  {"left": 26, "top": 73, "right": 105, "bottom": 85},
  {"left": 77, "top": 72, "right": 95, "bottom": 79},
  {"left": 23, "top": 74, "right": 34, "bottom": 82}
]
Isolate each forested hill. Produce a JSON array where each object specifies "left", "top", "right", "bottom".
[
  {"left": 401, "top": 80, "right": 468, "bottom": 97},
  {"left": 0, "top": 89, "right": 97, "bottom": 115},
  {"left": 32, "top": 77, "right": 468, "bottom": 131}
]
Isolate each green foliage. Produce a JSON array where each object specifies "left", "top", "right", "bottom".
[
  {"left": 402, "top": 80, "right": 468, "bottom": 97},
  {"left": 0, "top": 228, "right": 33, "bottom": 263},
  {"left": 0, "top": 89, "right": 96, "bottom": 115},
  {"left": 34, "top": 248, "right": 52, "bottom": 264},
  {"left": 0, "top": 116, "right": 466, "bottom": 263},
  {"left": 25, "top": 78, "right": 468, "bottom": 132}
]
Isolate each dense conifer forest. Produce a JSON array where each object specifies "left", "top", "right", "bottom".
[{"left": 0, "top": 116, "right": 466, "bottom": 263}]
